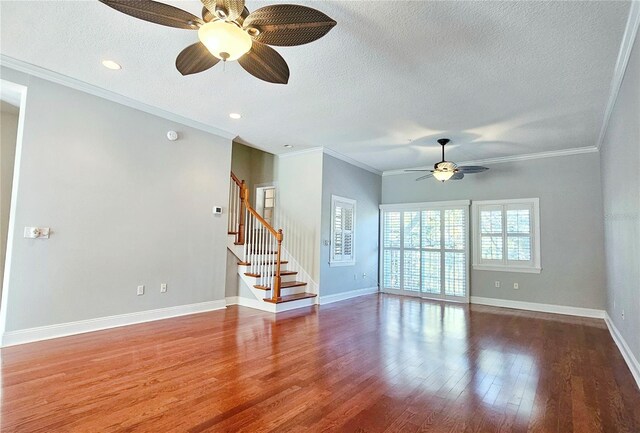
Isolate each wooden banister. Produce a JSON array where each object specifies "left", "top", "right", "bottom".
[
  {"left": 231, "top": 172, "right": 242, "bottom": 187},
  {"left": 230, "top": 171, "right": 283, "bottom": 301}
]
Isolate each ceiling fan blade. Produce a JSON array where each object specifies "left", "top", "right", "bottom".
[
  {"left": 99, "top": 0, "right": 203, "bottom": 29},
  {"left": 415, "top": 173, "right": 434, "bottom": 181},
  {"left": 201, "top": 0, "right": 245, "bottom": 21},
  {"left": 457, "top": 166, "right": 489, "bottom": 174},
  {"left": 176, "top": 42, "right": 220, "bottom": 75},
  {"left": 202, "top": 6, "right": 214, "bottom": 22},
  {"left": 238, "top": 41, "right": 289, "bottom": 84},
  {"left": 243, "top": 5, "right": 337, "bottom": 46},
  {"left": 450, "top": 172, "right": 465, "bottom": 180},
  {"left": 404, "top": 169, "right": 432, "bottom": 172}
]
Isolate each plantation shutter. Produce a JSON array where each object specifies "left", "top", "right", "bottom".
[
  {"left": 330, "top": 195, "right": 356, "bottom": 266},
  {"left": 380, "top": 201, "right": 470, "bottom": 302}
]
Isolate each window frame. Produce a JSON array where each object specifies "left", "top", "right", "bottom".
[
  {"left": 330, "top": 195, "right": 356, "bottom": 267},
  {"left": 471, "top": 198, "right": 541, "bottom": 274}
]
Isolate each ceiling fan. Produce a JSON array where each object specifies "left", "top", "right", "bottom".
[
  {"left": 99, "top": 0, "right": 337, "bottom": 84},
  {"left": 405, "top": 138, "right": 489, "bottom": 182}
]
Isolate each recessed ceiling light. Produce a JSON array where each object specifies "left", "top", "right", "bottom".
[
  {"left": 102, "top": 60, "right": 122, "bottom": 70},
  {"left": 229, "top": 113, "right": 241, "bottom": 119},
  {"left": 284, "top": 144, "right": 293, "bottom": 148}
]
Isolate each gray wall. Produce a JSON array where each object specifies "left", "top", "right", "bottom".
[
  {"left": 382, "top": 152, "right": 606, "bottom": 310},
  {"left": 231, "top": 141, "right": 275, "bottom": 208},
  {"left": 225, "top": 249, "right": 239, "bottom": 298},
  {"left": 1, "top": 67, "right": 232, "bottom": 331},
  {"left": 275, "top": 150, "right": 323, "bottom": 281},
  {"left": 319, "top": 154, "right": 381, "bottom": 296},
  {"left": 600, "top": 29, "right": 640, "bottom": 363},
  {"left": 0, "top": 105, "right": 18, "bottom": 294}
]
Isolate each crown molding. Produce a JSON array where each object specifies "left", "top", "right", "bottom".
[
  {"left": 0, "top": 55, "right": 237, "bottom": 140},
  {"left": 322, "top": 147, "right": 382, "bottom": 175},
  {"left": 596, "top": 0, "right": 640, "bottom": 151},
  {"left": 382, "top": 146, "right": 599, "bottom": 176},
  {"left": 276, "top": 147, "right": 324, "bottom": 159}
]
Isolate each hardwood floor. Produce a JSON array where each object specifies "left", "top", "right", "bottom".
[{"left": 2, "top": 294, "right": 639, "bottom": 432}]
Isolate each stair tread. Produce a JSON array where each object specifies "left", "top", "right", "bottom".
[
  {"left": 253, "top": 281, "right": 307, "bottom": 290},
  {"left": 245, "top": 270, "right": 297, "bottom": 278},
  {"left": 238, "top": 260, "right": 288, "bottom": 266},
  {"left": 281, "top": 281, "right": 307, "bottom": 288},
  {"left": 228, "top": 231, "right": 238, "bottom": 235},
  {"left": 263, "top": 293, "right": 317, "bottom": 304}
]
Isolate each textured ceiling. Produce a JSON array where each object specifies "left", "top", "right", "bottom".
[{"left": 0, "top": 1, "right": 631, "bottom": 171}]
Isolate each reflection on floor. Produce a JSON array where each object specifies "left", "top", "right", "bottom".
[{"left": 2, "top": 293, "right": 639, "bottom": 432}]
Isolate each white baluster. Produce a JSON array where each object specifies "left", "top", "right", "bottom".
[
  {"left": 244, "top": 207, "right": 249, "bottom": 262},
  {"left": 230, "top": 183, "right": 235, "bottom": 233},
  {"left": 270, "top": 234, "right": 275, "bottom": 290},
  {"left": 252, "top": 216, "right": 257, "bottom": 275},
  {"left": 249, "top": 216, "right": 254, "bottom": 274},
  {"left": 260, "top": 226, "right": 266, "bottom": 285},
  {"left": 258, "top": 225, "right": 263, "bottom": 285}
]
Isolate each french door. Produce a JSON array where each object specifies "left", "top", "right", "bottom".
[{"left": 379, "top": 201, "right": 470, "bottom": 302}]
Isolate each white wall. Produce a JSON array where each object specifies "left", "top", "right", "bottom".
[
  {"left": 1, "top": 67, "right": 232, "bottom": 332},
  {"left": 275, "top": 150, "right": 323, "bottom": 281},
  {"left": 600, "top": 28, "right": 640, "bottom": 363},
  {"left": 320, "top": 154, "right": 381, "bottom": 296},
  {"left": 0, "top": 104, "right": 18, "bottom": 293},
  {"left": 382, "top": 152, "right": 606, "bottom": 310}
]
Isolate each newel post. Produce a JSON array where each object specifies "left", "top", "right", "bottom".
[{"left": 238, "top": 180, "right": 247, "bottom": 245}]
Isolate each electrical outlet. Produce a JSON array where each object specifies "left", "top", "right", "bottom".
[
  {"left": 137, "top": 285, "right": 144, "bottom": 296},
  {"left": 362, "top": 273, "right": 367, "bottom": 279},
  {"left": 495, "top": 281, "right": 500, "bottom": 288},
  {"left": 513, "top": 283, "right": 519, "bottom": 290},
  {"left": 160, "top": 283, "right": 167, "bottom": 293},
  {"left": 353, "top": 274, "right": 357, "bottom": 280}
]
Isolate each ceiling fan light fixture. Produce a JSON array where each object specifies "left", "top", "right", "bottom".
[
  {"left": 433, "top": 170, "right": 455, "bottom": 182},
  {"left": 198, "top": 20, "right": 252, "bottom": 61}
]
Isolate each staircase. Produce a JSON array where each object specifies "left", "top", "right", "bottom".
[{"left": 227, "top": 172, "right": 317, "bottom": 313}]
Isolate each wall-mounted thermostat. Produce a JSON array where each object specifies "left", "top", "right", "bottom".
[
  {"left": 24, "top": 227, "right": 50, "bottom": 239},
  {"left": 213, "top": 206, "right": 223, "bottom": 215}
]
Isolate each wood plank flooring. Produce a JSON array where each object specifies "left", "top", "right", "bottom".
[{"left": 2, "top": 294, "right": 639, "bottom": 432}]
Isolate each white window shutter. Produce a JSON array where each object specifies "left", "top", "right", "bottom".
[{"left": 330, "top": 196, "right": 356, "bottom": 266}]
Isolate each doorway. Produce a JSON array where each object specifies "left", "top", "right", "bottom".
[
  {"left": 379, "top": 200, "right": 470, "bottom": 303},
  {"left": 255, "top": 185, "right": 276, "bottom": 226},
  {"left": 0, "top": 79, "right": 27, "bottom": 339}
]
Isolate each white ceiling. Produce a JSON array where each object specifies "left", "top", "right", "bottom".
[{"left": 0, "top": 1, "right": 631, "bottom": 171}]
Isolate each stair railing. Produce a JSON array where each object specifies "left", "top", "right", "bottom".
[
  {"left": 229, "top": 172, "right": 245, "bottom": 245},
  {"left": 229, "top": 172, "right": 283, "bottom": 301}
]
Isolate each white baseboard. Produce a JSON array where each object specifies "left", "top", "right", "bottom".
[
  {"left": 1, "top": 300, "right": 227, "bottom": 347},
  {"left": 605, "top": 313, "right": 640, "bottom": 390},
  {"left": 319, "top": 286, "right": 379, "bottom": 305},
  {"left": 470, "top": 296, "right": 605, "bottom": 319},
  {"left": 227, "top": 296, "right": 317, "bottom": 313},
  {"left": 227, "top": 296, "right": 276, "bottom": 313}
]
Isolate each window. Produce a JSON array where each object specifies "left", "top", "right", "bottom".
[
  {"left": 379, "top": 201, "right": 470, "bottom": 302},
  {"left": 330, "top": 195, "right": 356, "bottom": 266},
  {"left": 472, "top": 198, "right": 541, "bottom": 273}
]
